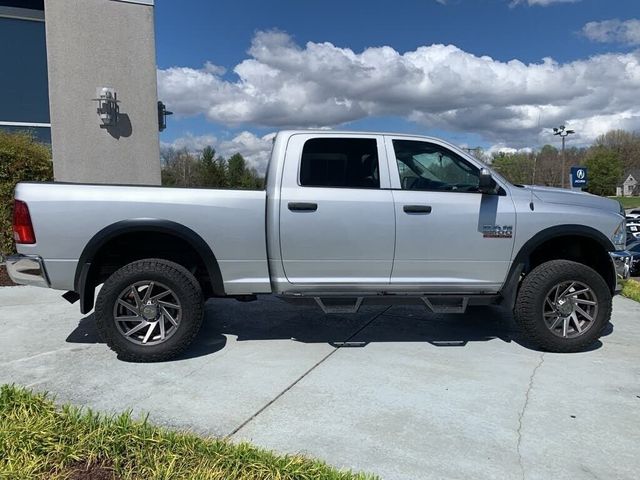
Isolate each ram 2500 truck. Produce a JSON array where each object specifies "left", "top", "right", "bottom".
[{"left": 7, "top": 131, "right": 632, "bottom": 361}]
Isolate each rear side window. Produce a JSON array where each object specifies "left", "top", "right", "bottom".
[{"left": 300, "top": 138, "right": 380, "bottom": 189}]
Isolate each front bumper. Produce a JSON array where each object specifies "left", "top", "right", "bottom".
[
  {"left": 610, "top": 250, "right": 632, "bottom": 293},
  {"left": 6, "top": 254, "right": 50, "bottom": 288}
]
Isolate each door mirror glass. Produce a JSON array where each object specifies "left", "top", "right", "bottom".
[{"left": 478, "top": 168, "right": 496, "bottom": 193}]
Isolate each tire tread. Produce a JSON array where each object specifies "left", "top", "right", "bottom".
[
  {"left": 514, "top": 259, "right": 612, "bottom": 353},
  {"left": 95, "top": 258, "right": 203, "bottom": 362}
]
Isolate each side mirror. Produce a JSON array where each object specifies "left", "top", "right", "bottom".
[{"left": 478, "top": 168, "right": 496, "bottom": 193}]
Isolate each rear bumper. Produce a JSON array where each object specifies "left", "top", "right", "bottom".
[
  {"left": 610, "top": 250, "right": 632, "bottom": 293},
  {"left": 6, "top": 254, "right": 50, "bottom": 288}
]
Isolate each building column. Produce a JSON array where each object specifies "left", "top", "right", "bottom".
[{"left": 44, "top": 0, "right": 160, "bottom": 185}]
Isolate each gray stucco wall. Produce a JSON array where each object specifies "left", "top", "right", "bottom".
[{"left": 44, "top": 0, "right": 160, "bottom": 185}]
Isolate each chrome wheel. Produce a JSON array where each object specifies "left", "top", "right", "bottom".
[
  {"left": 543, "top": 281, "right": 598, "bottom": 339},
  {"left": 113, "top": 281, "right": 182, "bottom": 346}
]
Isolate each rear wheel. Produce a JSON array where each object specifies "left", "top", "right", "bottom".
[
  {"left": 95, "top": 259, "right": 204, "bottom": 362},
  {"left": 514, "top": 260, "right": 612, "bottom": 352}
]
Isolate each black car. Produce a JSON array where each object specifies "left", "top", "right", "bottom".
[{"left": 627, "top": 240, "right": 640, "bottom": 277}]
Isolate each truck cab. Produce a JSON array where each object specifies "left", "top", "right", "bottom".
[{"left": 268, "top": 131, "right": 517, "bottom": 295}]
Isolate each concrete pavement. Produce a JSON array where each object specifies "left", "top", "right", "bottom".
[{"left": 1, "top": 286, "right": 639, "bottom": 479}]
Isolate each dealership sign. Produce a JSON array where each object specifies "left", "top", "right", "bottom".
[{"left": 571, "top": 167, "right": 587, "bottom": 188}]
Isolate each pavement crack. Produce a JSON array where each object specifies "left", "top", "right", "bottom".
[
  {"left": 517, "top": 352, "right": 544, "bottom": 480},
  {"left": 226, "top": 306, "right": 391, "bottom": 439},
  {"left": 0, "top": 345, "right": 94, "bottom": 367}
]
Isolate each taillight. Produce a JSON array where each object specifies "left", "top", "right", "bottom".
[{"left": 13, "top": 200, "right": 36, "bottom": 244}]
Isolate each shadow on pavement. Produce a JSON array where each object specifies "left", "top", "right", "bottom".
[{"left": 65, "top": 295, "right": 612, "bottom": 360}]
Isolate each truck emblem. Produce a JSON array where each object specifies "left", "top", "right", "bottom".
[{"left": 482, "top": 225, "right": 513, "bottom": 238}]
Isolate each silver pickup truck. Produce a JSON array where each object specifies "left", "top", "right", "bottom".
[{"left": 8, "top": 130, "right": 632, "bottom": 361}]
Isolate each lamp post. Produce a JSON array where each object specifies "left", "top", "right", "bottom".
[{"left": 553, "top": 125, "right": 575, "bottom": 188}]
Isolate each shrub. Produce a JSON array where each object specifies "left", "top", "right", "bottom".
[{"left": 0, "top": 131, "right": 53, "bottom": 259}]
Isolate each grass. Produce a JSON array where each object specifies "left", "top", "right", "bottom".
[
  {"left": 610, "top": 196, "right": 640, "bottom": 209},
  {"left": 0, "top": 385, "right": 377, "bottom": 480},
  {"left": 621, "top": 279, "right": 640, "bottom": 303}
]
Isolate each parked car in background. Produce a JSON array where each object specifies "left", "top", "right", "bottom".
[
  {"left": 626, "top": 240, "right": 640, "bottom": 277},
  {"left": 627, "top": 221, "right": 640, "bottom": 241},
  {"left": 627, "top": 208, "right": 640, "bottom": 220},
  {"left": 7, "top": 130, "right": 633, "bottom": 361}
]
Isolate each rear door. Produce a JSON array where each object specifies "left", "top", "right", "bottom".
[{"left": 279, "top": 133, "right": 395, "bottom": 285}]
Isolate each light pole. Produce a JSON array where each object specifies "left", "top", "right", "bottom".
[{"left": 553, "top": 125, "right": 575, "bottom": 188}]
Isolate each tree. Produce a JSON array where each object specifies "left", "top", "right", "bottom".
[
  {"left": 198, "top": 146, "right": 227, "bottom": 188},
  {"left": 491, "top": 152, "right": 535, "bottom": 185},
  {"left": 160, "top": 148, "right": 264, "bottom": 189},
  {"left": 160, "top": 147, "right": 199, "bottom": 187},
  {"left": 595, "top": 129, "right": 640, "bottom": 172},
  {"left": 585, "top": 147, "right": 623, "bottom": 196},
  {"left": 227, "top": 153, "right": 246, "bottom": 187},
  {"left": 535, "top": 144, "right": 561, "bottom": 186}
]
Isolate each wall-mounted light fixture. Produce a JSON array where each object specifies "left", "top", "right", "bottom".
[
  {"left": 93, "top": 87, "right": 119, "bottom": 127},
  {"left": 157, "top": 101, "right": 173, "bottom": 132}
]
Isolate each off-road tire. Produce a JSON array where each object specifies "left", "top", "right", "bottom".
[
  {"left": 514, "top": 259, "right": 612, "bottom": 352},
  {"left": 95, "top": 259, "right": 204, "bottom": 362}
]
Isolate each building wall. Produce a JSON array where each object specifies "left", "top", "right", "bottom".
[
  {"left": 624, "top": 179, "right": 637, "bottom": 197},
  {"left": 44, "top": 0, "right": 160, "bottom": 185}
]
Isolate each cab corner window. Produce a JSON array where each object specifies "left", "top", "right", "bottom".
[
  {"left": 393, "top": 140, "right": 480, "bottom": 192},
  {"left": 300, "top": 138, "right": 380, "bottom": 189}
]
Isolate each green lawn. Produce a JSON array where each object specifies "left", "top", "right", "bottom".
[
  {"left": 0, "top": 385, "right": 377, "bottom": 480},
  {"left": 622, "top": 279, "right": 640, "bottom": 303},
  {"left": 610, "top": 196, "right": 640, "bottom": 209}
]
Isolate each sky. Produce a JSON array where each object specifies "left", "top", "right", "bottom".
[{"left": 155, "top": 0, "right": 640, "bottom": 172}]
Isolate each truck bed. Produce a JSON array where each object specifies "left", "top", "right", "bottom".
[{"left": 14, "top": 182, "right": 271, "bottom": 294}]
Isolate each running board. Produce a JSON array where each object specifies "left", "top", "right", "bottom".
[
  {"left": 314, "top": 297, "right": 364, "bottom": 314},
  {"left": 421, "top": 296, "right": 469, "bottom": 314},
  {"left": 280, "top": 294, "right": 492, "bottom": 314}
]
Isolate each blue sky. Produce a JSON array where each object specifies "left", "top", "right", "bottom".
[{"left": 155, "top": 0, "right": 640, "bottom": 169}]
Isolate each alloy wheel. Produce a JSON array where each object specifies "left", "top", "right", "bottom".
[
  {"left": 113, "top": 281, "right": 182, "bottom": 345},
  {"left": 543, "top": 280, "right": 598, "bottom": 339}
]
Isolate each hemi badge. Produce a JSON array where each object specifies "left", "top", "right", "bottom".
[{"left": 482, "top": 225, "right": 513, "bottom": 238}]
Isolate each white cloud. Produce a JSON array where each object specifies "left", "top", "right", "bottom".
[
  {"left": 158, "top": 30, "right": 640, "bottom": 148},
  {"left": 486, "top": 144, "right": 533, "bottom": 157},
  {"left": 218, "top": 131, "right": 275, "bottom": 172},
  {"left": 582, "top": 19, "right": 640, "bottom": 46},
  {"left": 510, "top": 0, "right": 580, "bottom": 5},
  {"left": 162, "top": 133, "right": 217, "bottom": 152},
  {"left": 162, "top": 131, "right": 274, "bottom": 173}
]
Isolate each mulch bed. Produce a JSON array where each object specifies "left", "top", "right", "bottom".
[{"left": 0, "top": 264, "right": 17, "bottom": 286}]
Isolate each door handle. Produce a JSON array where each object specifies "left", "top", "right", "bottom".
[
  {"left": 403, "top": 205, "right": 432, "bottom": 214},
  {"left": 288, "top": 202, "right": 318, "bottom": 212}
]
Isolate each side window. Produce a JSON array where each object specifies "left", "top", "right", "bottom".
[
  {"left": 300, "top": 138, "right": 380, "bottom": 189},
  {"left": 393, "top": 140, "right": 480, "bottom": 192}
]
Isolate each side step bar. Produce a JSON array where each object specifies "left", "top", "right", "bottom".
[
  {"left": 421, "top": 296, "right": 469, "bottom": 314},
  {"left": 314, "top": 297, "right": 364, "bottom": 314},
  {"left": 310, "top": 296, "right": 472, "bottom": 314}
]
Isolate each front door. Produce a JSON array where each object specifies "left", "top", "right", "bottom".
[
  {"left": 279, "top": 134, "right": 395, "bottom": 285},
  {"left": 386, "top": 136, "right": 516, "bottom": 292}
]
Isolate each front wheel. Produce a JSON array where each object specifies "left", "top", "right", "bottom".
[
  {"left": 514, "top": 260, "right": 612, "bottom": 353},
  {"left": 95, "top": 259, "right": 204, "bottom": 362}
]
